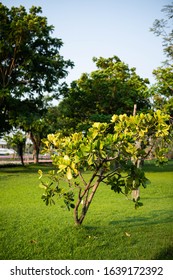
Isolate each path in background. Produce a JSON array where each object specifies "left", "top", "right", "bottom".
[{"left": 0, "top": 155, "right": 52, "bottom": 165}]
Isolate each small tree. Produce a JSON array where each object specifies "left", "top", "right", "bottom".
[
  {"left": 29, "top": 119, "right": 48, "bottom": 164},
  {"left": 5, "top": 131, "right": 26, "bottom": 165},
  {"left": 39, "top": 111, "right": 170, "bottom": 225},
  {"left": 11, "top": 99, "right": 53, "bottom": 164}
]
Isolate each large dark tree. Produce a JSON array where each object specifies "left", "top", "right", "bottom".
[
  {"left": 57, "top": 56, "right": 150, "bottom": 133},
  {"left": 0, "top": 3, "right": 73, "bottom": 134}
]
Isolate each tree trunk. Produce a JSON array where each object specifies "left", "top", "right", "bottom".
[
  {"left": 20, "top": 153, "right": 25, "bottom": 166},
  {"left": 74, "top": 169, "right": 104, "bottom": 225},
  {"left": 133, "top": 103, "right": 137, "bottom": 116},
  {"left": 33, "top": 145, "right": 39, "bottom": 164},
  {"left": 29, "top": 131, "right": 40, "bottom": 164},
  {"left": 132, "top": 103, "right": 140, "bottom": 200},
  {"left": 18, "top": 144, "right": 25, "bottom": 166},
  {"left": 74, "top": 182, "right": 100, "bottom": 225}
]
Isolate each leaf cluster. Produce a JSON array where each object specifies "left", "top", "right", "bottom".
[
  {"left": 55, "top": 56, "right": 150, "bottom": 133},
  {"left": 39, "top": 110, "right": 170, "bottom": 217},
  {"left": 0, "top": 2, "right": 73, "bottom": 134}
]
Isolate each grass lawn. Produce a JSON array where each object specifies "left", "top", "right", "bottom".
[{"left": 0, "top": 161, "right": 173, "bottom": 260}]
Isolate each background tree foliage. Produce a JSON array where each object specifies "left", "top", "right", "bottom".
[
  {"left": 0, "top": 2, "right": 73, "bottom": 134},
  {"left": 10, "top": 98, "right": 50, "bottom": 163},
  {"left": 1, "top": 1, "right": 172, "bottom": 167},
  {"left": 150, "top": 2, "right": 173, "bottom": 118},
  {"left": 57, "top": 56, "right": 150, "bottom": 133},
  {"left": 150, "top": 2, "right": 173, "bottom": 62},
  {"left": 4, "top": 131, "right": 26, "bottom": 165},
  {"left": 151, "top": 67, "right": 173, "bottom": 116}
]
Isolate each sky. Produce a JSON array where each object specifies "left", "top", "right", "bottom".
[{"left": 2, "top": 0, "right": 170, "bottom": 85}]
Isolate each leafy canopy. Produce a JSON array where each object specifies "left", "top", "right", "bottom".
[
  {"left": 0, "top": 2, "right": 73, "bottom": 134},
  {"left": 150, "top": 2, "right": 173, "bottom": 62},
  {"left": 57, "top": 56, "right": 150, "bottom": 133},
  {"left": 39, "top": 110, "right": 170, "bottom": 225},
  {"left": 150, "top": 2, "right": 173, "bottom": 117}
]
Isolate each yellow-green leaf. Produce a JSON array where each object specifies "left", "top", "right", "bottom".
[
  {"left": 38, "top": 169, "right": 43, "bottom": 179},
  {"left": 67, "top": 167, "right": 72, "bottom": 180}
]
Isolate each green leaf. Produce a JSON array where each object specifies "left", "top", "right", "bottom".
[{"left": 88, "top": 154, "right": 94, "bottom": 166}]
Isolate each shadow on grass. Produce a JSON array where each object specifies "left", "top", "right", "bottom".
[
  {"left": 109, "top": 209, "right": 173, "bottom": 228},
  {"left": 143, "top": 160, "right": 173, "bottom": 173},
  {"left": 154, "top": 246, "right": 173, "bottom": 260},
  {"left": 0, "top": 163, "right": 53, "bottom": 174},
  {"left": 0, "top": 160, "right": 172, "bottom": 175},
  {"left": 0, "top": 160, "right": 172, "bottom": 174}
]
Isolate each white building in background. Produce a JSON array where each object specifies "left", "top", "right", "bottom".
[
  {"left": 0, "top": 138, "right": 16, "bottom": 155},
  {"left": 0, "top": 138, "right": 7, "bottom": 148}
]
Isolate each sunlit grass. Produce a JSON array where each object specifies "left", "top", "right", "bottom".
[{"left": 0, "top": 162, "right": 173, "bottom": 260}]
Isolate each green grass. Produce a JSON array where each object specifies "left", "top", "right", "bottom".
[{"left": 0, "top": 161, "right": 173, "bottom": 260}]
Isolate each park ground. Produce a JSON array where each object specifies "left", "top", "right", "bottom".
[{"left": 0, "top": 161, "right": 173, "bottom": 260}]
